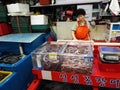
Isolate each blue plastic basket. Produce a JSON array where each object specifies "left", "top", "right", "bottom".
[
  {"left": 0, "top": 54, "right": 34, "bottom": 90},
  {"left": 0, "top": 71, "right": 33, "bottom": 90},
  {"left": 23, "top": 33, "right": 46, "bottom": 54}
]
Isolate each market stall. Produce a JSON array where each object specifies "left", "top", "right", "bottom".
[{"left": 28, "top": 41, "right": 120, "bottom": 90}]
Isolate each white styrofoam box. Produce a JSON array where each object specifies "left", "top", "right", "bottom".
[
  {"left": 7, "top": 3, "right": 29, "bottom": 13},
  {"left": 30, "top": 15, "right": 48, "bottom": 25}
]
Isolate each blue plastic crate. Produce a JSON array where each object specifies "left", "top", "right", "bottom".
[
  {"left": 0, "top": 72, "right": 18, "bottom": 90},
  {"left": 0, "top": 33, "right": 47, "bottom": 90},
  {"left": 0, "top": 71, "right": 33, "bottom": 90},
  {"left": 0, "top": 42, "right": 20, "bottom": 53},
  {"left": 0, "top": 54, "right": 31, "bottom": 71},
  {"left": 0, "top": 54, "right": 34, "bottom": 90},
  {"left": 0, "top": 54, "right": 34, "bottom": 86},
  {"left": 0, "top": 33, "right": 47, "bottom": 55},
  {"left": 23, "top": 33, "right": 46, "bottom": 54}
]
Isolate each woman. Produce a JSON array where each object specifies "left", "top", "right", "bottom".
[{"left": 71, "top": 8, "right": 91, "bottom": 40}]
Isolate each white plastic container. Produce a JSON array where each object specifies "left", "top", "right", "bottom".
[
  {"left": 30, "top": 15, "right": 48, "bottom": 25},
  {"left": 7, "top": 3, "right": 29, "bottom": 13}
]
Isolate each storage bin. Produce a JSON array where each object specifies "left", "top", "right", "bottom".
[
  {"left": 0, "top": 33, "right": 47, "bottom": 89},
  {"left": 31, "top": 40, "right": 94, "bottom": 74},
  {"left": 39, "top": 0, "right": 51, "bottom": 5},
  {"left": 30, "top": 15, "right": 48, "bottom": 25},
  {"left": 0, "top": 42, "right": 20, "bottom": 53},
  {"left": 0, "top": 54, "right": 34, "bottom": 89},
  {"left": 22, "top": 33, "right": 47, "bottom": 54},
  {"left": 0, "top": 71, "right": 17, "bottom": 90},
  {"left": 6, "top": 3, "right": 29, "bottom": 13},
  {"left": 0, "top": 71, "right": 12, "bottom": 83},
  {"left": 0, "top": 54, "right": 31, "bottom": 71},
  {"left": 0, "top": 70, "right": 32, "bottom": 90},
  {"left": 0, "top": 33, "right": 47, "bottom": 55}
]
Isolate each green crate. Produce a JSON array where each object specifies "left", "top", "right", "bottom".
[
  {"left": 12, "top": 26, "right": 31, "bottom": 33},
  {"left": 0, "top": 12, "right": 7, "bottom": 17},
  {"left": 10, "top": 16, "right": 30, "bottom": 27},
  {"left": 0, "top": 5, "right": 7, "bottom": 12},
  {"left": 11, "top": 23, "right": 30, "bottom": 27},
  {"left": 0, "top": 17, "right": 8, "bottom": 22},
  {"left": 31, "top": 24, "right": 49, "bottom": 30}
]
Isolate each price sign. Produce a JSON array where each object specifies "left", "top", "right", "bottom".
[{"left": 50, "top": 71, "right": 120, "bottom": 88}]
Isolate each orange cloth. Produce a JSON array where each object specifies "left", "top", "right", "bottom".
[{"left": 75, "top": 21, "right": 89, "bottom": 40}]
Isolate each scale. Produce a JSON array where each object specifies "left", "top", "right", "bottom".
[
  {"left": 100, "top": 54, "right": 120, "bottom": 63},
  {"left": 99, "top": 46, "right": 120, "bottom": 63}
]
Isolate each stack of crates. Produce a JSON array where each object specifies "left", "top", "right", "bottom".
[
  {"left": 10, "top": 16, "right": 31, "bottom": 33},
  {"left": 0, "top": 33, "right": 48, "bottom": 90},
  {"left": 0, "top": 5, "right": 8, "bottom": 22}
]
